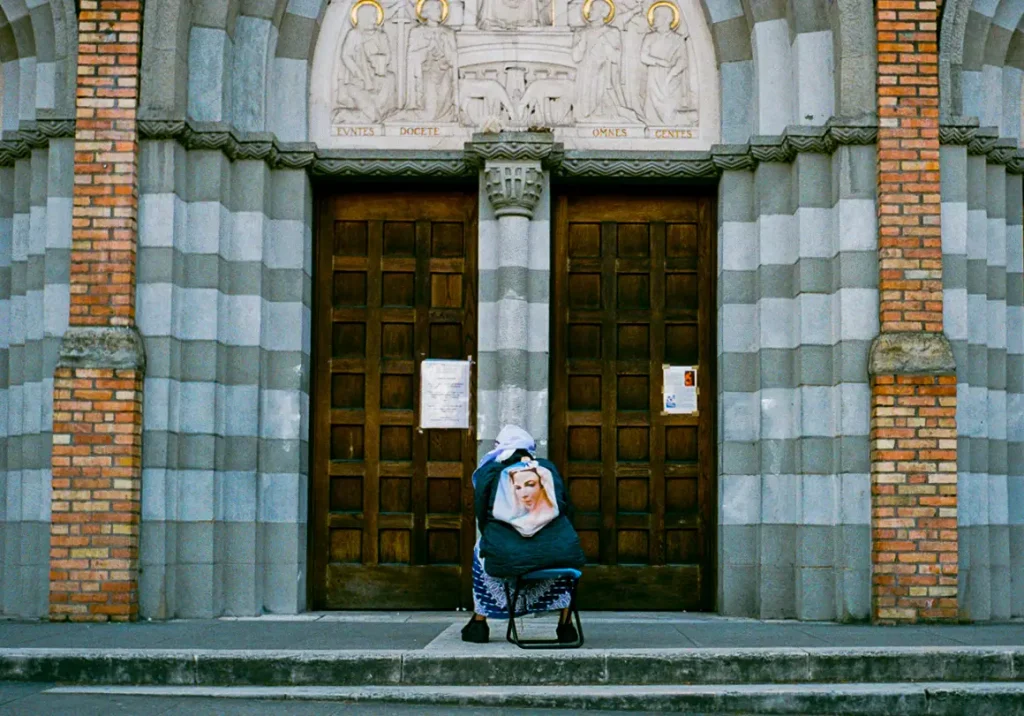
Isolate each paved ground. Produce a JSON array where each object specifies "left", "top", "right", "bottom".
[
  {"left": 2, "top": 612, "right": 1024, "bottom": 651},
  {"left": 0, "top": 683, "right": 653, "bottom": 716}
]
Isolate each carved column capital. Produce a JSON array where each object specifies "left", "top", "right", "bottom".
[{"left": 484, "top": 161, "right": 544, "bottom": 218}]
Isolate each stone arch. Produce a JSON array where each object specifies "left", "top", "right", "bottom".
[
  {"left": 831, "top": 0, "right": 876, "bottom": 121},
  {"left": 174, "top": 0, "right": 325, "bottom": 136},
  {"left": 941, "top": 0, "right": 1024, "bottom": 138},
  {"left": 0, "top": 0, "right": 76, "bottom": 130},
  {"left": 141, "top": 0, "right": 329, "bottom": 130},
  {"left": 268, "top": 0, "right": 327, "bottom": 140},
  {"left": 140, "top": 0, "right": 880, "bottom": 143},
  {"left": 140, "top": 0, "right": 194, "bottom": 120}
]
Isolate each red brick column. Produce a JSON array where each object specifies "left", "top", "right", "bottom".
[
  {"left": 871, "top": 0, "right": 959, "bottom": 624},
  {"left": 49, "top": 0, "right": 145, "bottom": 622}
]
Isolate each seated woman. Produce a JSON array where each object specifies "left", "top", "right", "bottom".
[{"left": 462, "top": 425, "right": 586, "bottom": 644}]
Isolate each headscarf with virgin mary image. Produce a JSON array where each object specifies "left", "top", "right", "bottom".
[{"left": 491, "top": 459, "right": 560, "bottom": 537}]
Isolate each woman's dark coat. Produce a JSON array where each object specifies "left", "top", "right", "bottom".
[{"left": 474, "top": 451, "right": 586, "bottom": 578}]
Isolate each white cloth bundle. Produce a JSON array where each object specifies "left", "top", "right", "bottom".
[
  {"left": 477, "top": 425, "right": 536, "bottom": 470},
  {"left": 492, "top": 460, "right": 559, "bottom": 537}
]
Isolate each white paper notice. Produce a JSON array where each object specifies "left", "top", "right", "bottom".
[
  {"left": 419, "top": 359, "right": 471, "bottom": 429},
  {"left": 663, "top": 365, "right": 698, "bottom": 415}
]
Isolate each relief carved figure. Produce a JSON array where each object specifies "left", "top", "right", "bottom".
[
  {"left": 325, "top": 0, "right": 701, "bottom": 136},
  {"left": 640, "top": 1, "right": 691, "bottom": 125},
  {"left": 460, "top": 65, "right": 575, "bottom": 130},
  {"left": 478, "top": 0, "right": 545, "bottom": 30},
  {"left": 617, "top": 0, "right": 649, "bottom": 117},
  {"left": 334, "top": 0, "right": 398, "bottom": 123},
  {"left": 403, "top": 0, "right": 458, "bottom": 121},
  {"left": 572, "top": 0, "right": 641, "bottom": 123}
]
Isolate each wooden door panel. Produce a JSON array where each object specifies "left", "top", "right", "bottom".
[
  {"left": 313, "top": 192, "right": 477, "bottom": 610},
  {"left": 552, "top": 193, "right": 715, "bottom": 611}
]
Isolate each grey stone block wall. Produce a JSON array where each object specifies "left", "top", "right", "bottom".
[
  {"left": 717, "top": 144, "right": 877, "bottom": 621},
  {"left": 0, "top": 139, "right": 73, "bottom": 618},
  {"left": 136, "top": 141, "right": 312, "bottom": 618},
  {"left": 942, "top": 144, "right": 1024, "bottom": 620},
  {"left": 0, "top": 0, "right": 77, "bottom": 619}
]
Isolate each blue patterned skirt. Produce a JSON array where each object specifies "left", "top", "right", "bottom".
[{"left": 471, "top": 542, "right": 574, "bottom": 619}]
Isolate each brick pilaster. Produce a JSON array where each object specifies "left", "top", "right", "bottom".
[
  {"left": 870, "top": 374, "right": 959, "bottom": 622},
  {"left": 871, "top": 0, "right": 959, "bottom": 624},
  {"left": 49, "top": 0, "right": 145, "bottom": 622}
]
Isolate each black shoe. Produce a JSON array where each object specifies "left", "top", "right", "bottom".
[
  {"left": 461, "top": 617, "right": 489, "bottom": 644},
  {"left": 556, "top": 620, "right": 578, "bottom": 643}
]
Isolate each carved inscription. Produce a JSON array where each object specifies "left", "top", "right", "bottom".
[{"left": 400, "top": 126, "right": 443, "bottom": 135}]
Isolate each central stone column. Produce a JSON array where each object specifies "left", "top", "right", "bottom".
[
  {"left": 467, "top": 133, "right": 561, "bottom": 457},
  {"left": 486, "top": 161, "right": 542, "bottom": 429}
]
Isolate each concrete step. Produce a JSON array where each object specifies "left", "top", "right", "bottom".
[
  {"left": 2, "top": 646, "right": 1023, "bottom": 687},
  {"left": 41, "top": 683, "right": 1024, "bottom": 715}
]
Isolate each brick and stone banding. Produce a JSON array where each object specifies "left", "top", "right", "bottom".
[
  {"left": 0, "top": 0, "right": 1014, "bottom": 622},
  {"left": 48, "top": 0, "right": 146, "bottom": 623},
  {"left": 871, "top": 0, "right": 959, "bottom": 624}
]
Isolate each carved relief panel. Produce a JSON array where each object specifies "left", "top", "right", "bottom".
[{"left": 309, "top": 0, "right": 719, "bottom": 150}]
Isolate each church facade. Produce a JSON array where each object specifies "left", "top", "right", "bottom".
[{"left": 0, "top": 0, "right": 1022, "bottom": 623}]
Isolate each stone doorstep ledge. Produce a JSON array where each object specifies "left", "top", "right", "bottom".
[
  {"left": 44, "top": 683, "right": 1024, "bottom": 716},
  {"left": 1, "top": 646, "right": 1023, "bottom": 687}
]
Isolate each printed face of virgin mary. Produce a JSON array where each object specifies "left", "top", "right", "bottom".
[{"left": 511, "top": 469, "right": 549, "bottom": 512}]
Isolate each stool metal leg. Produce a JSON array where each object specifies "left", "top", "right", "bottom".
[
  {"left": 503, "top": 579, "right": 523, "bottom": 645},
  {"left": 566, "top": 579, "right": 584, "bottom": 648},
  {"left": 504, "top": 576, "right": 584, "bottom": 650}
]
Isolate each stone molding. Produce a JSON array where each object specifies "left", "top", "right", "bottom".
[
  {"left": 126, "top": 120, "right": 881, "bottom": 176},
  {"left": 313, "top": 153, "right": 471, "bottom": 177},
  {"left": 57, "top": 326, "right": 147, "bottom": 372},
  {"left": 484, "top": 161, "right": 544, "bottom": 218},
  {"left": 465, "top": 132, "right": 563, "bottom": 168},
  {"left": 8, "top": 118, "right": 1022, "bottom": 174},
  {"left": 939, "top": 120, "right": 1024, "bottom": 172},
  {"left": 867, "top": 332, "right": 956, "bottom": 376},
  {"left": 0, "top": 119, "right": 76, "bottom": 164}
]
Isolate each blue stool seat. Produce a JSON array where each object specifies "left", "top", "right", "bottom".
[
  {"left": 521, "top": 568, "right": 582, "bottom": 581},
  {"left": 503, "top": 568, "right": 584, "bottom": 650}
]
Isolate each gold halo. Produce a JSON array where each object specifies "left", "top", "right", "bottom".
[
  {"left": 350, "top": 0, "right": 385, "bottom": 26},
  {"left": 646, "top": 0, "right": 679, "bottom": 29},
  {"left": 582, "top": 0, "right": 615, "bottom": 24},
  {"left": 416, "top": 0, "right": 450, "bottom": 23}
]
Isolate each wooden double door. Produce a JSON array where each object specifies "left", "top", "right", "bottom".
[
  {"left": 550, "top": 193, "right": 716, "bottom": 611},
  {"left": 312, "top": 191, "right": 478, "bottom": 609},
  {"left": 311, "top": 189, "right": 715, "bottom": 611}
]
